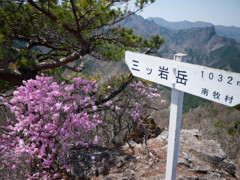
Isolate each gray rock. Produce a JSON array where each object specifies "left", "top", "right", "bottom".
[
  {"left": 177, "top": 129, "right": 236, "bottom": 176},
  {"left": 67, "top": 145, "right": 136, "bottom": 177},
  {"left": 68, "top": 129, "right": 238, "bottom": 179}
]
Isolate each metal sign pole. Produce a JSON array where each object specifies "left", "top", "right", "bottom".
[{"left": 165, "top": 54, "right": 187, "bottom": 180}]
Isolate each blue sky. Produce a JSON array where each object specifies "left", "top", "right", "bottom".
[{"left": 135, "top": 0, "right": 240, "bottom": 27}]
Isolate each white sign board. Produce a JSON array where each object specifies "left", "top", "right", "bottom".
[{"left": 125, "top": 51, "right": 240, "bottom": 107}]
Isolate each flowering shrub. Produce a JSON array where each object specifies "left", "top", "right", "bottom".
[
  {"left": 0, "top": 73, "right": 163, "bottom": 179},
  {"left": 0, "top": 74, "right": 101, "bottom": 179},
  {"left": 128, "top": 81, "right": 160, "bottom": 121},
  {"left": 97, "top": 80, "right": 162, "bottom": 146}
]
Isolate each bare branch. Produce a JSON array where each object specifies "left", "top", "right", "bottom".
[
  {"left": 0, "top": 127, "right": 10, "bottom": 135},
  {"left": 0, "top": 0, "right": 24, "bottom": 18},
  {"left": 91, "top": 47, "right": 157, "bottom": 107},
  {"left": 27, "top": 0, "right": 58, "bottom": 21},
  {"left": 0, "top": 89, "right": 14, "bottom": 98},
  {"left": 95, "top": 73, "right": 134, "bottom": 106},
  {"left": 49, "top": 55, "right": 85, "bottom": 73},
  {"left": 10, "top": 46, "right": 21, "bottom": 53},
  {"left": 0, "top": 69, "right": 22, "bottom": 85},
  {"left": 70, "top": 0, "right": 80, "bottom": 31},
  {"left": 27, "top": 0, "right": 85, "bottom": 45},
  {"left": 79, "top": 9, "right": 96, "bottom": 21},
  {"left": 34, "top": 51, "right": 81, "bottom": 71}
]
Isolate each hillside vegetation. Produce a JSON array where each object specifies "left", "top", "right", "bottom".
[{"left": 182, "top": 103, "right": 240, "bottom": 160}]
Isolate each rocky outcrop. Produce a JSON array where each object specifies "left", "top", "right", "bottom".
[
  {"left": 67, "top": 145, "right": 136, "bottom": 178},
  {"left": 68, "top": 129, "right": 239, "bottom": 179}
]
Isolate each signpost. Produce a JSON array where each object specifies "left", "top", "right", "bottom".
[{"left": 125, "top": 51, "right": 240, "bottom": 179}]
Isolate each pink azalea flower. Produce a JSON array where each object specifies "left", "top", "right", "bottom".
[
  {"left": 161, "top": 100, "right": 166, "bottom": 103},
  {"left": 93, "top": 135, "right": 98, "bottom": 144},
  {"left": 92, "top": 106, "right": 97, "bottom": 111}
]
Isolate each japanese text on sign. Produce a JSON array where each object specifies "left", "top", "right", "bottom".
[{"left": 125, "top": 51, "right": 240, "bottom": 107}]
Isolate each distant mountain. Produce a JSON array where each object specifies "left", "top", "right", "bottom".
[
  {"left": 118, "top": 14, "right": 240, "bottom": 112},
  {"left": 82, "top": 14, "right": 240, "bottom": 80},
  {"left": 215, "top": 25, "right": 240, "bottom": 43},
  {"left": 148, "top": 17, "right": 240, "bottom": 43},
  {"left": 148, "top": 17, "right": 212, "bottom": 30},
  {"left": 120, "top": 14, "right": 240, "bottom": 73}
]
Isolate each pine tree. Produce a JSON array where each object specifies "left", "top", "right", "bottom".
[{"left": 0, "top": 0, "right": 164, "bottom": 85}]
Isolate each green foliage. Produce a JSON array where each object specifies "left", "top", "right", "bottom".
[
  {"left": 100, "top": 44, "right": 125, "bottom": 61},
  {"left": 0, "top": 0, "right": 162, "bottom": 85},
  {"left": 98, "top": 74, "right": 130, "bottom": 95},
  {"left": 183, "top": 93, "right": 209, "bottom": 113},
  {"left": 210, "top": 45, "right": 240, "bottom": 73},
  {"left": 16, "top": 57, "right": 36, "bottom": 67},
  {"left": 234, "top": 104, "right": 240, "bottom": 111},
  {"left": 0, "top": 80, "right": 14, "bottom": 92},
  {"left": 193, "top": 112, "right": 202, "bottom": 123},
  {"left": 98, "top": 73, "right": 155, "bottom": 97},
  {"left": 228, "top": 118, "right": 240, "bottom": 136},
  {"left": 37, "top": 67, "right": 65, "bottom": 78},
  {"left": 214, "top": 117, "right": 240, "bottom": 137},
  {"left": 98, "top": 26, "right": 164, "bottom": 60},
  {"left": 226, "top": 107, "right": 237, "bottom": 116},
  {"left": 207, "top": 103, "right": 218, "bottom": 118},
  {"left": 63, "top": 72, "right": 100, "bottom": 84},
  {"left": 214, "top": 119, "right": 225, "bottom": 129},
  {"left": 145, "top": 35, "right": 165, "bottom": 50},
  {"left": 185, "top": 48, "right": 209, "bottom": 65}
]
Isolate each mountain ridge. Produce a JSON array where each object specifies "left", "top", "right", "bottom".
[
  {"left": 120, "top": 14, "right": 240, "bottom": 73},
  {"left": 148, "top": 17, "right": 240, "bottom": 42}
]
